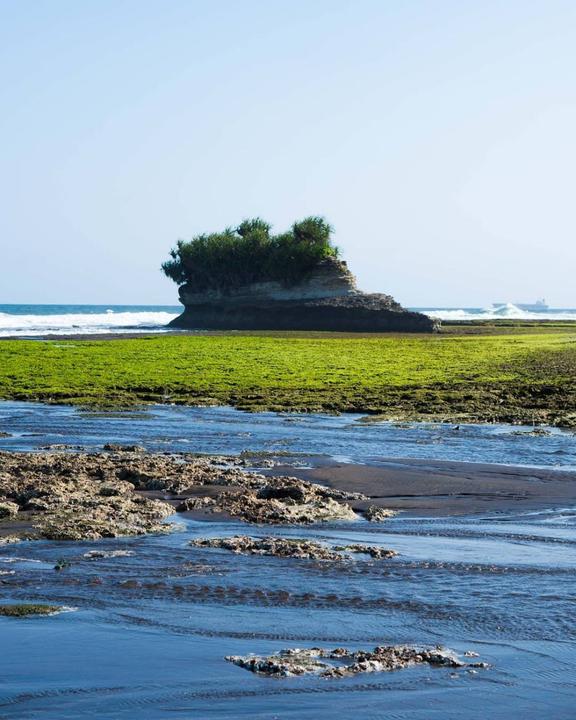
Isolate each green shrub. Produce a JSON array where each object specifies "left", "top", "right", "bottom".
[{"left": 162, "top": 216, "right": 339, "bottom": 291}]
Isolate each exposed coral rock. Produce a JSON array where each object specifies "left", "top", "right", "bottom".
[
  {"left": 226, "top": 645, "right": 484, "bottom": 678},
  {"left": 0, "top": 500, "right": 19, "bottom": 519},
  {"left": 37, "top": 496, "right": 175, "bottom": 541},
  {"left": 190, "top": 535, "right": 398, "bottom": 561},
  {"left": 364, "top": 505, "right": 397, "bottom": 522},
  {"left": 0, "top": 451, "right": 178, "bottom": 540},
  {"left": 0, "top": 451, "right": 368, "bottom": 539},
  {"left": 334, "top": 543, "right": 398, "bottom": 559}
]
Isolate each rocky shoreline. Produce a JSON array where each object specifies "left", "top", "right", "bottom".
[{"left": 0, "top": 449, "right": 395, "bottom": 542}]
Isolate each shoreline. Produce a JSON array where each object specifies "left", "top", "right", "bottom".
[
  {"left": 266, "top": 456, "right": 576, "bottom": 516},
  {"left": 2, "top": 450, "right": 575, "bottom": 545},
  {"left": 2, "top": 317, "right": 576, "bottom": 342}
]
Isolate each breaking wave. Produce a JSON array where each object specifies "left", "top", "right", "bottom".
[
  {"left": 0, "top": 309, "right": 180, "bottom": 337},
  {"left": 420, "top": 304, "right": 576, "bottom": 322}
]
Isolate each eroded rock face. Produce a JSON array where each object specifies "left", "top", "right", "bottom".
[
  {"left": 179, "top": 258, "right": 360, "bottom": 304},
  {"left": 170, "top": 257, "right": 439, "bottom": 333},
  {"left": 190, "top": 535, "right": 398, "bottom": 561},
  {"left": 226, "top": 645, "right": 486, "bottom": 678}
]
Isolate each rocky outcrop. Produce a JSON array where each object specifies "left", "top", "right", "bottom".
[
  {"left": 0, "top": 450, "right": 396, "bottom": 540},
  {"left": 226, "top": 645, "right": 487, "bottom": 678},
  {"left": 190, "top": 535, "right": 398, "bottom": 561},
  {"left": 169, "top": 258, "right": 439, "bottom": 333}
]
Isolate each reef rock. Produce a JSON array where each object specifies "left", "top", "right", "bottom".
[
  {"left": 190, "top": 535, "right": 398, "bottom": 561},
  {"left": 170, "top": 258, "right": 438, "bottom": 333},
  {"left": 363, "top": 505, "right": 398, "bottom": 522},
  {"left": 226, "top": 644, "right": 486, "bottom": 678}
]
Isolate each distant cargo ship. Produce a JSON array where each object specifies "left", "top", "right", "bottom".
[{"left": 492, "top": 299, "right": 549, "bottom": 312}]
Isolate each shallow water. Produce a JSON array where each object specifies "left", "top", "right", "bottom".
[
  {"left": 1, "top": 401, "right": 575, "bottom": 469},
  {"left": 2, "top": 512, "right": 575, "bottom": 719},
  {"left": 0, "top": 402, "right": 575, "bottom": 718}
]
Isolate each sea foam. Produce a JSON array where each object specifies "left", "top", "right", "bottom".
[
  {"left": 420, "top": 303, "right": 576, "bottom": 322},
  {"left": 0, "top": 310, "right": 179, "bottom": 337}
]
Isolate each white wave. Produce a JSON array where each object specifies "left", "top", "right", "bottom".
[
  {"left": 0, "top": 311, "right": 180, "bottom": 337},
  {"left": 422, "top": 304, "right": 576, "bottom": 321}
]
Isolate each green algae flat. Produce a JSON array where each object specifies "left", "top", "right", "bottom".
[
  {"left": 0, "top": 604, "right": 63, "bottom": 617},
  {"left": 0, "top": 326, "right": 575, "bottom": 426}
]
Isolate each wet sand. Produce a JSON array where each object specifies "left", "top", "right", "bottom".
[{"left": 268, "top": 458, "right": 576, "bottom": 516}]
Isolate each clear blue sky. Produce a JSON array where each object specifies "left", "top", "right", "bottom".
[{"left": 1, "top": 0, "right": 574, "bottom": 306}]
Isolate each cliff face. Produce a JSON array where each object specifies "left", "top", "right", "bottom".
[
  {"left": 178, "top": 259, "right": 359, "bottom": 305},
  {"left": 170, "top": 258, "right": 438, "bottom": 333}
]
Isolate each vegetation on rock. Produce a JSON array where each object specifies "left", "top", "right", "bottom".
[
  {"left": 0, "top": 604, "right": 63, "bottom": 617},
  {"left": 162, "top": 217, "right": 339, "bottom": 290}
]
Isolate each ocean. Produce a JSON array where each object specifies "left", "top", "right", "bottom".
[{"left": 1, "top": 303, "right": 575, "bottom": 337}]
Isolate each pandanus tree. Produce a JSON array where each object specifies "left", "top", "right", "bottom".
[{"left": 162, "top": 217, "right": 339, "bottom": 291}]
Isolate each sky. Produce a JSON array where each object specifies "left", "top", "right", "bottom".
[{"left": 1, "top": 0, "right": 575, "bottom": 307}]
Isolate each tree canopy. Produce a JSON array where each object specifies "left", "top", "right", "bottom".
[{"left": 162, "top": 217, "right": 339, "bottom": 291}]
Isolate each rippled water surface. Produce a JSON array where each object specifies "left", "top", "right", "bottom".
[
  {"left": 1, "top": 401, "right": 575, "bottom": 468},
  {"left": 0, "top": 402, "right": 575, "bottom": 718}
]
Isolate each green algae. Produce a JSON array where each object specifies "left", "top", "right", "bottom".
[
  {"left": 0, "top": 327, "right": 574, "bottom": 426},
  {"left": 0, "top": 604, "right": 63, "bottom": 617}
]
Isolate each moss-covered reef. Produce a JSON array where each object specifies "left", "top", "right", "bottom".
[
  {"left": 162, "top": 217, "right": 339, "bottom": 291},
  {"left": 0, "top": 327, "right": 575, "bottom": 425},
  {"left": 0, "top": 604, "right": 63, "bottom": 617}
]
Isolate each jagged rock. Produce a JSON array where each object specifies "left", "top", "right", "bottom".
[
  {"left": 0, "top": 451, "right": 366, "bottom": 539},
  {"left": 364, "top": 505, "right": 397, "bottom": 522},
  {"left": 170, "top": 257, "right": 439, "bottom": 333},
  {"left": 176, "top": 496, "right": 219, "bottom": 512},
  {"left": 37, "top": 496, "right": 175, "bottom": 541},
  {"left": 226, "top": 645, "right": 484, "bottom": 678},
  {"left": 334, "top": 543, "right": 398, "bottom": 559},
  {"left": 215, "top": 489, "right": 357, "bottom": 524},
  {"left": 190, "top": 535, "right": 397, "bottom": 561},
  {"left": 0, "top": 500, "right": 19, "bottom": 519}
]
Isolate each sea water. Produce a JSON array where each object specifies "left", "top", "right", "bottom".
[
  {"left": 1, "top": 303, "right": 576, "bottom": 336},
  {"left": 0, "top": 403, "right": 575, "bottom": 718}
]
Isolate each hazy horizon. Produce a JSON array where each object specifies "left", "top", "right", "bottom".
[{"left": 2, "top": 1, "right": 575, "bottom": 307}]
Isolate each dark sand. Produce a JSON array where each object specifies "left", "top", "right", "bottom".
[{"left": 267, "top": 458, "right": 576, "bottom": 516}]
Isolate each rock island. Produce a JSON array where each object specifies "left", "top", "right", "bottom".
[{"left": 163, "top": 217, "right": 438, "bottom": 332}]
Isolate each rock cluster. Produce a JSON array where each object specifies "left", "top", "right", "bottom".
[
  {"left": 177, "top": 472, "right": 366, "bottom": 524},
  {"left": 190, "top": 535, "right": 398, "bottom": 561},
  {"left": 0, "top": 450, "right": 396, "bottom": 540},
  {"left": 0, "top": 451, "right": 177, "bottom": 541},
  {"left": 226, "top": 645, "right": 486, "bottom": 678}
]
